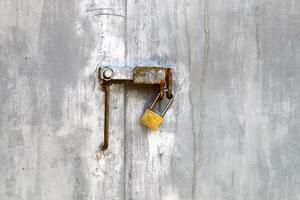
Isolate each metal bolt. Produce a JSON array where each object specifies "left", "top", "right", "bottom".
[{"left": 103, "top": 68, "right": 114, "bottom": 80}]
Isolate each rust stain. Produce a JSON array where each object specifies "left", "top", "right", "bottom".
[{"left": 133, "top": 67, "right": 166, "bottom": 84}]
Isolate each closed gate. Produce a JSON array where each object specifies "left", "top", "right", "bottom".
[{"left": 1, "top": 0, "right": 300, "bottom": 200}]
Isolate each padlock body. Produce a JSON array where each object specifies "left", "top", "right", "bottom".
[{"left": 141, "top": 109, "right": 163, "bottom": 131}]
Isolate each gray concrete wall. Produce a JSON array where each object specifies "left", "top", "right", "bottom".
[{"left": 0, "top": 0, "right": 300, "bottom": 199}]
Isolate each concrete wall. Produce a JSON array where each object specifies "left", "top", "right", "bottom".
[{"left": 0, "top": 0, "right": 300, "bottom": 199}]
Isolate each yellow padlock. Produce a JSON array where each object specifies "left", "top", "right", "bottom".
[{"left": 141, "top": 89, "right": 174, "bottom": 131}]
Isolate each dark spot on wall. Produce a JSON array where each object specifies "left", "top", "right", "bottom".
[{"left": 38, "top": 0, "right": 95, "bottom": 122}]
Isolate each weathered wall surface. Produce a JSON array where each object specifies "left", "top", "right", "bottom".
[{"left": 0, "top": 0, "right": 300, "bottom": 200}]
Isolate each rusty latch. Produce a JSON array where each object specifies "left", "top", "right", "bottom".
[{"left": 98, "top": 66, "right": 174, "bottom": 151}]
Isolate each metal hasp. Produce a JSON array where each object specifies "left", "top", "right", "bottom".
[{"left": 98, "top": 66, "right": 174, "bottom": 151}]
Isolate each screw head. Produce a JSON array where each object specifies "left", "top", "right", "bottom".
[{"left": 102, "top": 68, "right": 114, "bottom": 80}]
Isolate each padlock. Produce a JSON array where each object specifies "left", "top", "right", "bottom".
[{"left": 141, "top": 89, "right": 174, "bottom": 131}]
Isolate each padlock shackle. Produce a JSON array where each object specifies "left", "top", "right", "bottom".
[
  {"left": 161, "top": 96, "right": 174, "bottom": 117},
  {"left": 149, "top": 89, "right": 174, "bottom": 117}
]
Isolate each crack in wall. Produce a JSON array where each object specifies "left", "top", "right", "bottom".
[{"left": 192, "top": 0, "right": 209, "bottom": 199}]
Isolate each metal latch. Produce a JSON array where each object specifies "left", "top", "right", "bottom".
[{"left": 98, "top": 66, "right": 174, "bottom": 151}]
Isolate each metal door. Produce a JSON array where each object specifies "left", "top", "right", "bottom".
[{"left": 1, "top": 0, "right": 300, "bottom": 199}]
